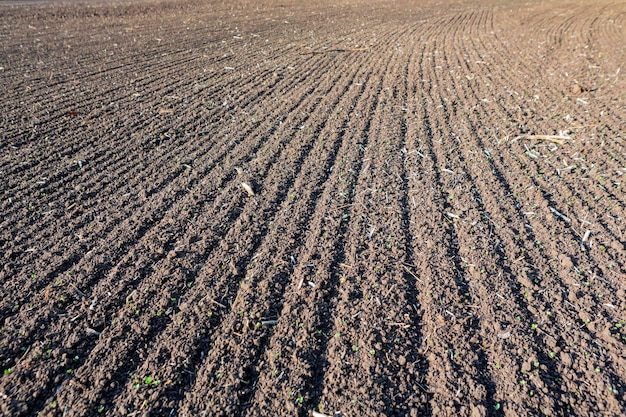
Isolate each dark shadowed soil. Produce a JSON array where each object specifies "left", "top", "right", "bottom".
[{"left": 1, "top": 0, "right": 625, "bottom": 415}]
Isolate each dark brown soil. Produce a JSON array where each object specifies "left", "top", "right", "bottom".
[{"left": 1, "top": 0, "right": 625, "bottom": 415}]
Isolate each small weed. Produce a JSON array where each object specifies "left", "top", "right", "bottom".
[{"left": 3, "top": 369, "right": 11, "bottom": 375}]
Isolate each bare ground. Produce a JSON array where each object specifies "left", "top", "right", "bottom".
[{"left": 1, "top": 0, "right": 625, "bottom": 415}]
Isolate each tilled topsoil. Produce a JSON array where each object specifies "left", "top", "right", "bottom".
[{"left": 1, "top": 0, "right": 625, "bottom": 415}]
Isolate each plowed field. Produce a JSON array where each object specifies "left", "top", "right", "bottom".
[{"left": 1, "top": 0, "right": 625, "bottom": 415}]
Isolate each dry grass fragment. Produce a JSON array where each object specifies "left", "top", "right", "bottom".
[
  {"left": 512, "top": 134, "right": 570, "bottom": 145},
  {"left": 300, "top": 46, "right": 371, "bottom": 55},
  {"left": 311, "top": 412, "right": 332, "bottom": 417},
  {"left": 241, "top": 182, "right": 255, "bottom": 196},
  {"left": 86, "top": 328, "right": 101, "bottom": 336}
]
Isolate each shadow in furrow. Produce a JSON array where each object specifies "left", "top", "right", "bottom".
[
  {"left": 300, "top": 91, "right": 381, "bottom": 417},
  {"left": 416, "top": 50, "right": 499, "bottom": 411},
  {"left": 395, "top": 51, "right": 432, "bottom": 415}
]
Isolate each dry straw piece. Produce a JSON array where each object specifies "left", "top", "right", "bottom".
[
  {"left": 241, "top": 182, "right": 255, "bottom": 196},
  {"left": 300, "top": 46, "right": 371, "bottom": 55},
  {"left": 311, "top": 412, "right": 332, "bottom": 417},
  {"left": 511, "top": 134, "right": 571, "bottom": 145}
]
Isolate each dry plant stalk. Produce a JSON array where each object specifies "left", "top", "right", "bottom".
[
  {"left": 241, "top": 182, "right": 255, "bottom": 196},
  {"left": 311, "top": 412, "right": 332, "bottom": 417},
  {"left": 300, "top": 47, "right": 371, "bottom": 55},
  {"left": 512, "top": 134, "right": 570, "bottom": 145}
]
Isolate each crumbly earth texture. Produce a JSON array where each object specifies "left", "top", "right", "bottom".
[{"left": 1, "top": 0, "right": 625, "bottom": 415}]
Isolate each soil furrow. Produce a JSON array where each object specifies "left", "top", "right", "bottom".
[
  {"left": 311, "top": 43, "right": 431, "bottom": 416},
  {"left": 438, "top": 13, "right": 624, "bottom": 412},
  {"left": 239, "top": 45, "right": 406, "bottom": 417},
  {"left": 176, "top": 27, "right": 412, "bottom": 417},
  {"left": 0, "top": 48, "right": 335, "bottom": 312},
  {"left": 0, "top": 48, "right": 354, "bottom": 416},
  {"left": 105, "top": 41, "right": 385, "bottom": 416},
  {"left": 19, "top": 27, "right": 397, "bottom": 416},
  {"left": 425, "top": 36, "right": 573, "bottom": 415},
  {"left": 407, "top": 42, "right": 498, "bottom": 415},
  {"left": 458, "top": 6, "right": 626, "bottom": 271}
]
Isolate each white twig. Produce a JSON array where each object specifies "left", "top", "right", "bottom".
[
  {"left": 512, "top": 134, "right": 570, "bottom": 145},
  {"left": 241, "top": 182, "right": 255, "bottom": 196},
  {"left": 582, "top": 230, "right": 591, "bottom": 243},
  {"left": 312, "top": 412, "right": 332, "bottom": 417},
  {"left": 550, "top": 207, "right": 571, "bottom": 223}
]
